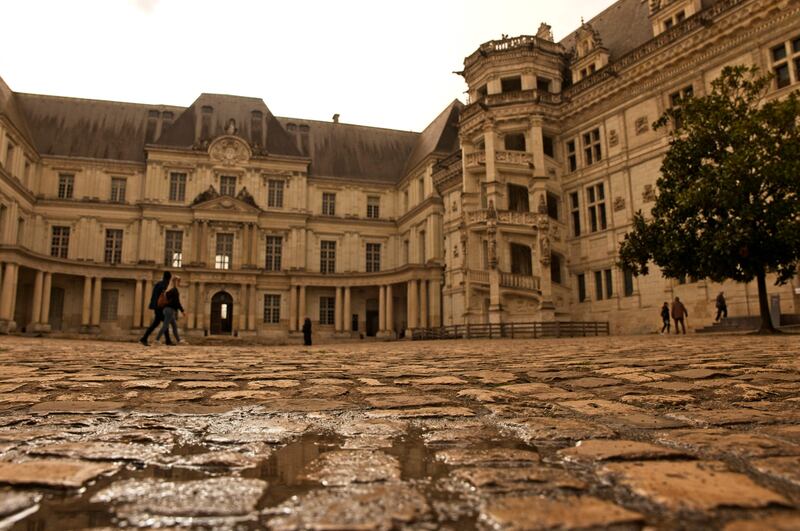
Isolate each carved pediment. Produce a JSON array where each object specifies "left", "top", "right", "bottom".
[
  {"left": 191, "top": 186, "right": 261, "bottom": 213},
  {"left": 208, "top": 135, "right": 252, "bottom": 166}
]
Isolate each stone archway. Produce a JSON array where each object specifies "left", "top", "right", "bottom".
[{"left": 210, "top": 291, "right": 233, "bottom": 335}]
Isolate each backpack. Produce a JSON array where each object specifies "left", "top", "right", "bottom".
[{"left": 157, "top": 290, "right": 169, "bottom": 309}]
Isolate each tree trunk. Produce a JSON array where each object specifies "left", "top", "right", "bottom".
[{"left": 756, "top": 270, "right": 778, "bottom": 333}]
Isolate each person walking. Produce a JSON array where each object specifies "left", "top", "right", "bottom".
[
  {"left": 671, "top": 296, "right": 688, "bottom": 335},
  {"left": 715, "top": 292, "right": 728, "bottom": 321},
  {"left": 140, "top": 271, "right": 172, "bottom": 346},
  {"left": 302, "top": 317, "right": 312, "bottom": 346},
  {"left": 660, "top": 302, "right": 671, "bottom": 334},
  {"left": 156, "top": 276, "right": 184, "bottom": 345}
]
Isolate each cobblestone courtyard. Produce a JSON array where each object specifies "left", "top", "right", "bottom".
[{"left": 1, "top": 335, "right": 800, "bottom": 529}]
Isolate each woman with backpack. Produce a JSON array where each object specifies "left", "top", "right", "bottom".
[{"left": 156, "top": 276, "right": 184, "bottom": 345}]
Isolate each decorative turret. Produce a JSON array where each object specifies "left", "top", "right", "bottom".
[{"left": 569, "top": 20, "right": 609, "bottom": 83}]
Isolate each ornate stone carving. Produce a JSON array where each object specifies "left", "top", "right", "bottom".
[
  {"left": 537, "top": 194, "right": 548, "bottom": 214},
  {"left": 236, "top": 186, "right": 258, "bottom": 208},
  {"left": 642, "top": 184, "right": 657, "bottom": 203},
  {"left": 613, "top": 196, "right": 626, "bottom": 211},
  {"left": 540, "top": 234, "right": 551, "bottom": 266},
  {"left": 536, "top": 22, "right": 554, "bottom": 42},
  {"left": 635, "top": 116, "right": 649, "bottom": 135},
  {"left": 608, "top": 129, "right": 619, "bottom": 147},
  {"left": 209, "top": 136, "right": 251, "bottom": 166},
  {"left": 191, "top": 185, "right": 219, "bottom": 205}
]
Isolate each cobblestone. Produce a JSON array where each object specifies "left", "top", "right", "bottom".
[{"left": 0, "top": 335, "right": 800, "bottom": 529}]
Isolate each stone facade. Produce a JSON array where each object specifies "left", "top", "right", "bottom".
[{"left": 0, "top": 0, "right": 798, "bottom": 339}]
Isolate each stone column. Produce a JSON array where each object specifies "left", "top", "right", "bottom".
[
  {"left": 0, "top": 263, "right": 18, "bottom": 322},
  {"left": 343, "top": 286, "right": 352, "bottom": 333},
  {"left": 429, "top": 279, "right": 441, "bottom": 328},
  {"left": 197, "top": 282, "right": 206, "bottom": 332},
  {"left": 289, "top": 285, "right": 298, "bottom": 332},
  {"left": 31, "top": 270, "right": 43, "bottom": 324},
  {"left": 90, "top": 277, "right": 102, "bottom": 327},
  {"left": 334, "top": 286, "right": 343, "bottom": 332},
  {"left": 419, "top": 279, "right": 428, "bottom": 329},
  {"left": 133, "top": 279, "right": 143, "bottom": 328},
  {"left": 142, "top": 279, "right": 152, "bottom": 327},
  {"left": 41, "top": 272, "right": 52, "bottom": 329},
  {"left": 299, "top": 285, "right": 307, "bottom": 323},
  {"left": 386, "top": 284, "right": 394, "bottom": 335},
  {"left": 249, "top": 282, "right": 257, "bottom": 331},
  {"left": 407, "top": 279, "right": 418, "bottom": 331},
  {"left": 80, "top": 275, "right": 92, "bottom": 330},
  {"left": 378, "top": 285, "right": 386, "bottom": 332}
]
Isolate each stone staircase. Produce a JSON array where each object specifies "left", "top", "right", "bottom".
[{"left": 695, "top": 314, "right": 800, "bottom": 333}]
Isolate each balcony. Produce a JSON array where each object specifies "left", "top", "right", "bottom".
[
  {"left": 468, "top": 269, "right": 489, "bottom": 286},
  {"left": 466, "top": 209, "right": 540, "bottom": 227},
  {"left": 501, "top": 272, "right": 541, "bottom": 292},
  {"left": 464, "top": 150, "right": 534, "bottom": 170}
]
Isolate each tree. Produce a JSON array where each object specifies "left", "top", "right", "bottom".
[{"left": 618, "top": 65, "right": 800, "bottom": 333}]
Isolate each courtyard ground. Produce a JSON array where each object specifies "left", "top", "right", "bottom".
[{"left": 1, "top": 335, "right": 800, "bottom": 529}]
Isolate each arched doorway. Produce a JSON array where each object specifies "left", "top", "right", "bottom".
[{"left": 210, "top": 291, "right": 233, "bottom": 335}]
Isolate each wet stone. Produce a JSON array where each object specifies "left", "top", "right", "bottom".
[
  {"left": 450, "top": 466, "right": 586, "bottom": 492},
  {"left": 395, "top": 376, "right": 467, "bottom": 385},
  {"left": 247, "top": 379, "right": 300, "bottom": 389},
  {"left": 366, "top": 406, "right": 475, "bottom": 418},
  {"left": 120, "top": 379, "right": 171, "bottom": 389},
  {"left": 436, "top": 448, "right": 539, "bottom": 466},
  {"left": 0, "top": 393, "right": 48, "bottom": 403},
  {"left": 176, "top": 381, "right": 237, "bottom": 389},
  {"left": 499, "top": 417, "right": 616, "bottom": 442},
  {"left": 499, "top": 383, "right": 555, "bottom": 395},
  {"left": 620, "top": 394, "right": 696, "bottom": 406},
  {"left": 337, "top": 418, "right": 407, "bottom": 438},
  {"left": 365, "top": 395, "right": 450, "bottom": 409},
  {"left": 142, "top": 390, "right": 205, "bottom": 401},
  {"left": 462, "top": 370, "right": 518, "bottom": 384},
  {"left": 668, "top": 368, "right": 732, "bottom": 379},
  {"left": 301, "top": 385, "right": 349, "bottom": 398},
  {"left": 564, "top": 377, "right": 622, "bottom": 388},
  {"left": 559, "top": 439, "right": 688, "bottom": 463},
  {"left": 209, "top": 390, "right": 282, "bottom": 400},
  {"left": 92, "top": 477, "right": 266, "bottom": 526},
  {"left": 0, "top": 458, "right": 118, "bottom": 488},
  {"left": 0, "top": 491, "right": 41, "bottom": 518},
  {"left": 303, "top": 450, "right": 401, "bottom": 485},
  {"left": 751, "top": 456, "right": 800, "bottom": 487},
  {"left": 267, "top": 483, "right": 429, "bottom": 530},
  {"left": 204, "top": 418, "right": 309, "bottom": 444},
  {"left": 665, "top": 408, "right": 783, "bottom": 427},
  {"left": 29, "top": 401, "right": 125, "bottom": 413},
  {"left": 457, "top": 388, "right": 511, "bottom": 403},
  {"left": 655, "top": 429, "right": 800, "bottom": 458},
  {"left": 29, "top": 441, "right": 172, "bottom": 462},
  {"left": 599, "top": 460, "right": 788, "bottom": 511},
  {"left": 480, "top": 494, "right": 643, "bottom": 530},
  {"left": 159, "top": 451, "right": 261, "bottom": 470}
]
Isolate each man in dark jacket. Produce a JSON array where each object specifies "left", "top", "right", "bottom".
[
  {"left": 715, "top": 292, "right": 728, "bottom": 321},
  {"left": 302, "top": 317, "right": 312, "bottom": 346},
  {"left": 139, "top": 271, "right": 172, "bottom": 346}
]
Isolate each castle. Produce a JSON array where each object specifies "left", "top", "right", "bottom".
[{"left": 0, "top": 0, "right": 798, "bottom": 339}]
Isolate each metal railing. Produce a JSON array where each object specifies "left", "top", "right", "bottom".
[{"left": 412, "top": 321, "right": 610, "bottom": 340}]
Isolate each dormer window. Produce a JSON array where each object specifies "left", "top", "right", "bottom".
[
  {"left": 251, "top": 111, "right": 263, "bottom": 146},
  {"left": 501, "top": 76, "right": 522, "bottom": 93},
  {"left": 201, "top": 106, "right": 213, "bottom": 140}
]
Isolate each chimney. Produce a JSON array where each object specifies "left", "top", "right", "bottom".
[{"left": 332, "top": 113, "right": 340, "bottom": 124}]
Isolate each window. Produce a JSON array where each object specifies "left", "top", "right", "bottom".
[
  {"left": 320, "top": 240, "right": 336, "bottom": 273},
  {"left": 536, "top": 76, "right": 551, "bottom": 92},
  {"left": 215, "top": 233, "right": 233, "bottom": 269},
  {"left": 263, "top": 294, "right": 280, "bottom": 324},
  {"left": 623, "top": 268, "right": 635, "bottom": 297},
  {"left": 322, "top": 192, "right": 336, "bottom": 215},
  {"left": 418, "top": 177, "right": 425, "bottom": 202},
  {"left": 100, "top": 289, "right": 119, "bottom": 322},
  {"left": 578, "top": 274, "right": 587, "bottom": 302},
  {"left": 550, "top": 253, "right": 562, "bottom": 284},
  {"left": 542, "top": 135, "right": 555, "bottom": 158},
  {"left": 566, "top": 140, "right": 577, "bottom": 172},
  {"left": 546, "top": 192, "right": 559, "bottom": 220},
  {"left": 419, "top": 230, "right": 426, "bottom": 263},
  {"left": 570, "top": 192, "right": 581, "bottom": 237},
  {"left": 104, "top": 229, "right": 123, "bottom": 265},
  {"left": 367, "top": 196, "right": 380, "bottom": 219},
  {"left": 251, "top": 111, "right": 264, "bottom": 145},
  {"left": 605, "top": 269, "right": 613, "bottom": 299},
  {"left": 586, "top": 183, "right": 607, "bottom": 233},
  {"left": 164, "top": 230, "right": 183, "bottom": 267},
  {"left": 169, "top": 173, "right": 186, "bottom": 202},
  {"left": 58, "top": 174, "right": 74, "bottom": 199},
  {"left": 582, "top": 128, "right": 601, "bottom": 166},
  {"left": 267, "top": 180, "right": 284, "bottom": 208},
  {"left": 594, "top": 269, "right": 613, "bottom": 300},
  {"left": 4, "top": 140, "right": 13, "bottom": 169},
  {"left": 510, "top": 243, "right": 532, "bottom": 275},
  {"left": 110, "top": 177, "right": 126, "bottom": 203},
  {"left": 200, "top": 105, "right": 213, "bottom": 139},
  {"left": 501, "top": 76, "right": 522, "bottom": 93},
  {"left": 319, "top": 296, "right": 335, "bottom": 325},
  {"left": 771, "top": 37, "right": 800, "bottom": 90},
  {"left": 594, "top": 271, "right": 604, "bottom": 301},
  {"left": 403, "top": 190, "right": 409, "bottom": 212},
  {"left": 504, "top": 133, "right": 526, "bottom": 152},
  {"left": 220, "top": 175, "right": 236, "bottom": 196},
  {"left": 366, "top": 243, "right": 381, "bottom": 272},
  {"left": 265, "top": 235, "right": 282, "bottom": 271},
  {"left": 669, "top": 85, "right": 694, "bottom": 129},
  {"left": 476, "top": 85, "right": 488, "bottom": 100},
  {"left": 508, "top": 184, "right": 530, "bottom": 212},
  {"left": 664, "top": 18, "right": 674, "bottom": 31},
  {"left": 675, "top": 10, "right": 685, "bottom": 23},
  {"left": 51, "top": 226, "right": 70, "bottom": 258}
]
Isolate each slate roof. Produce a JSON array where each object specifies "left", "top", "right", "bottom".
[
  {"left": 402, "top": 100, "right": 463, "bottom": 176},
  {"left": 0, "top": 76, "right": 37, "bottom": 149}
]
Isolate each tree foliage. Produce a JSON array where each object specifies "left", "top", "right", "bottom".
[{"left": 618, "top": 65, "right": 800, "bottom": 332}]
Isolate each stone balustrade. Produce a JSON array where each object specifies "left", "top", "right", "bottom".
[
  {"left": 500, "top": 272, "right": 541, "bottom": 292},
  {"left": 466, "top": 209, "right": 540, "bottom": 226}
]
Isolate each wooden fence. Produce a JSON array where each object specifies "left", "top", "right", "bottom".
[{"left": 411, "top": 321, "right": 610, "bottom": 340}]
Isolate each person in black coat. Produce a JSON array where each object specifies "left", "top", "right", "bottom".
[
  {"left": 302, "top": 317, "right": 312, "bottom": 346},
  {"left": 139, "top": 271, "right": 172, "bottom": 346},
  {"left": 659, "top": 302, "right": 671, "bottom": 334},
  {"left": 157, "top": 276, "right": 184, "bottom": 345}
]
